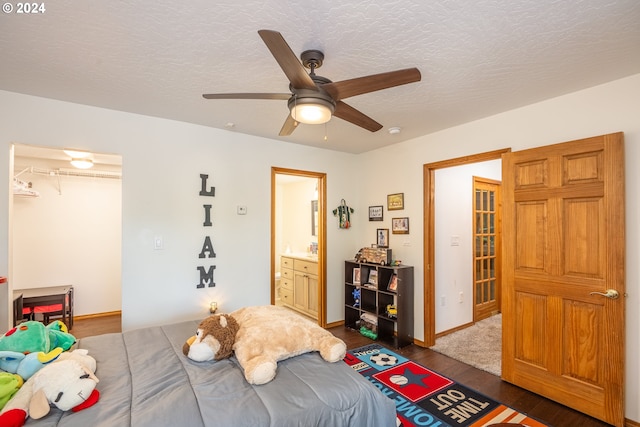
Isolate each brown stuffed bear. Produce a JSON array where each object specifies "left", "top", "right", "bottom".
[
  {"left": 182, "top": 313, "right": 239, "bottom": 361},
  {"left": 183, "top": 305, "right": 346, "bottom": 385}
]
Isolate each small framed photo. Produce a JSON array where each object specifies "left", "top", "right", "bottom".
[
  {"left": 368, "top": 205, "right": 383, "bottom": 221},
  {"left": 368, "top": 269, "right": 378, "bottom": 286},
  {"left": 388, "top": 273, "right": 398, "bottom": 292},
  {"left": 353, "top": 268, "right": 361, "bottom": 284},
  {"left": 387, "top": 193, "right": 404, "bottom": 210},
  {"left": 376, "top": 228, "right": 389, "bottom": 248},
  {"left": 392, "top": 217, "right": 410, "bottom": 234}
]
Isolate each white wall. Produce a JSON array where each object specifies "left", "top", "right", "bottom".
[
  {"left": 356, "top": 73, "right": 640, "bottom": 422},
  {"left": 434, "top": 160, "right": 501, "bottom": 333},
  {"left": 279, "top": 179, "right": 317, "bottom": 255},
  {"left": 0, "top": 72, "right": 638, "bottom": 421},
  {"left": 12, "top": 157, "right": 121, "bottom": 316},
  {"left": 0, "top": 89, "right": 359, "bottom": 333}
]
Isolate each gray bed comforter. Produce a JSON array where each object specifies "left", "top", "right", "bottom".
[{"left": 25, "top": 320, "right": 397, "bottom": 427}]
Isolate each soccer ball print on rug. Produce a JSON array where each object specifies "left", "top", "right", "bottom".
[{"left": 344, "top": 344, "right": 548, "bottom": 427}]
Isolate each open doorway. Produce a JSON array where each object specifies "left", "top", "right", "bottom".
[
  {"left": 422, "top": 149, "right": 509, "bottom": 346},
  {"left": 271, "top": 167, "right": 327, "bottom": 326},
  {"left": 10, "top": 143, "right": 122, "bottom": 327}
]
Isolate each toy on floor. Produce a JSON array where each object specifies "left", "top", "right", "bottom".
[
  {"left": 183, "top": 305, "right": 347, "bottom": 385},
  {"left": 0, "top": 349, "right": 99, "bottom": 427}
]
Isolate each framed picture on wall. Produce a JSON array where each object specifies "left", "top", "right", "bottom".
[
  {"left": 392, "top": 217, "right": 409, "bottom": 234},
  {"left": 376, "top": 228, "right": 389, "bottom": 248},
  {"left": 368, "top": 205, "right": 383, "bottom": 221},
  {"left": 387, "top": 193, "right": 404, "bottom": 210}
]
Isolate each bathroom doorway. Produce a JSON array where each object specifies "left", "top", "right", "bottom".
[{"left": 271, "top": 167, "right": 327, "bottom": 326}]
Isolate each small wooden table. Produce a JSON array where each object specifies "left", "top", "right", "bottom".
[{"left": 13, "top": 285, "right": 74, "bottom": 329}]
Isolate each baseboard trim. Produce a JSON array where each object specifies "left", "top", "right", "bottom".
[
  {"left": 626, "top": 418, "right": 640, "bottom": 427},
  {"left": 435, "top": 321, "right": 474, "bottom": 339},
  {"left": 326, "top": 320, "right": 344, "bottom": 329},
  {"left": 73, "top": 310, "right": 121, "bottom": 321}
]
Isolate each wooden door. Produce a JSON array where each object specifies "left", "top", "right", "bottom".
[
  {"left": 473, "top": 177, "right": 502, "bottom": 321},
  {"left": 293, "top": 271, "right": 307, "bottom": 312},
  {"left": 307, "top": 274, "right": 319, "bottom": 318},
  {"left": 501, "top": 133, "right": 625, "bottom": 426}
]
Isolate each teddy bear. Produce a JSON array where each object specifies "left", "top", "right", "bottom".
[
  {"left": 183, "top": 305, "right": 347, "bottom": 385},
  {"left": 0, "top": 349, "right": 99, "bottom": 427}
]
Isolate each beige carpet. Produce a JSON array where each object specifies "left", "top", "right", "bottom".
[{"left": 430, "top": 314, "right": 502, "bottom": 376}]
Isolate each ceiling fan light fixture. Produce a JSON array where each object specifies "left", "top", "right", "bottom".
[
  {"left": 70, "top": 158, "right": 94, "bottom": 169},
  {"left": 290, "top": 98, "right": 334, "bottom": 125}
]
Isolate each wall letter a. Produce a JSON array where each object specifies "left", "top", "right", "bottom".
[{"left": 199, "top": 236, "right": 216, "bottom": 258}]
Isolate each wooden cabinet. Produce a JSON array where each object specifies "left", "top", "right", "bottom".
[
  {"left": 344, "top": 260, "right": 414, "bottom": 348},
  {"left": 280, "top": 256, "right": 318, "bottom": 319}
]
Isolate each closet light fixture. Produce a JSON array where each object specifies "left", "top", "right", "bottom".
[
  {"left": 70, "top": 158, "right": 94, "bottom": 169},
  {"left": 63, "top": 148, "right": 92, "bottom": 158}
]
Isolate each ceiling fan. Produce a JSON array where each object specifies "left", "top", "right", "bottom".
[{"left": 203, "top": 30, "right": 422, "bottom": 136}]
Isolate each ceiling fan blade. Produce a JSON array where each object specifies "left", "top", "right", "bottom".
[
  {"left": 279, "top": 114, "right": 298, "bottom": 136},
  {"left": 258, "top": 30, "right": 317, "bottom": 91},
  {"left": 323, "top": 68, "right": 421, "bottom": 101},
  {"left": 333, "top": 101, "right": 383, "bottom": 132},
  {"left": 203, "top": 93, "right": 291, "bottom": 100}
]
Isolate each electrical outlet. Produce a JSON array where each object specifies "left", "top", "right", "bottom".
[
  {"left": 459, "top": 291, "right": 463, "bottom": 303},
  {"left": 237, "top": 205, "right": 247, "bottom": 215}
]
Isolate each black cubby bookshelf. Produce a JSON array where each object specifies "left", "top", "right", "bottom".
[{"left": 344, "top": 260, "right": 414, "bottom": 348}]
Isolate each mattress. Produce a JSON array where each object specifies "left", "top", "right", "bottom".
[{"left": 24, "top": 320, "right": 397, "bottom": 426}]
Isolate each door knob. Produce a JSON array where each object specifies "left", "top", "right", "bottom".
[{"left": 589, "top": 289, "right": 620, "bottom": 299}]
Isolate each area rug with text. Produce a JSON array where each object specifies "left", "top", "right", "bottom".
[{"left": 344, "top": 344, "right": 548, "bottom": 427}]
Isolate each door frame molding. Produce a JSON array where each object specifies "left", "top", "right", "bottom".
[
  {"left": 271, "top": 167, "right": 327, "bottom": 326},
  {"left": 422, "top": 149, "right": 510, "bottom": 346}
]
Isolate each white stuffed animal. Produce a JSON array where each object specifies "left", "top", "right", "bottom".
[{"left": 0, "top": 349, "right": 99, "bottom": 427}]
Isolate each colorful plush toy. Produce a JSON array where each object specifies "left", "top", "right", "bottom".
[
  {"left": 0, "top": 373, "right": 22, "bottom": 410},
  {"left": 0, "top": 350, "right": 62, "bottom": 381},
  {"left": 0, "top": 321, "right": 76, "bottom": 356},
  {"left": 0, "top": 349, "right": 99, "bottom": 427},
  {"left": 183, "top": 305, "right": 347, "bottom": 385}
]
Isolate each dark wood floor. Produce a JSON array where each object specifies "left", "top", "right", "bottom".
[{"left": 69, "top": 315, "right": 613, "bottom": 427}]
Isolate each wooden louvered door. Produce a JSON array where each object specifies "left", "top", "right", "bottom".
[{"left": 501, "top": 133, "right": 625, "bottom": 426}]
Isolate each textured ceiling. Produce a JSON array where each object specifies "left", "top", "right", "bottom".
[{"left": 1, "top": 0, "right": 639, "bottom": 154}]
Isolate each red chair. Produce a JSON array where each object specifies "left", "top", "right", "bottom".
[
  {"left": 33, "top": 304, "right": 64, "bottom": 324},
  {"left": 22, "top": 307, "right": 34, "bottom": 321},
  {"left": 32, "top": 289, "right": 73, "bottom": 329}
]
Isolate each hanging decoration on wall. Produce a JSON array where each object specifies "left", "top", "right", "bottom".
[
  {"left": 332, "top": 199, "right": 354, "bottom": 229},
  {"left": 197, "top": 174, "right": 216, "bottom": 288}
]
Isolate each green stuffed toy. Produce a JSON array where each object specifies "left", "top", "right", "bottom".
[
  {"left": 0, "top": 321, "right": 76, "bottom": 357},
  {"left": 0, "top": 373, "right": 22, "bottom": 411}
]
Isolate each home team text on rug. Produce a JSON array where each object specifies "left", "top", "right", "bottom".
[{"left": 345, "top": 344, "right": 548, "bottom": 427}]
